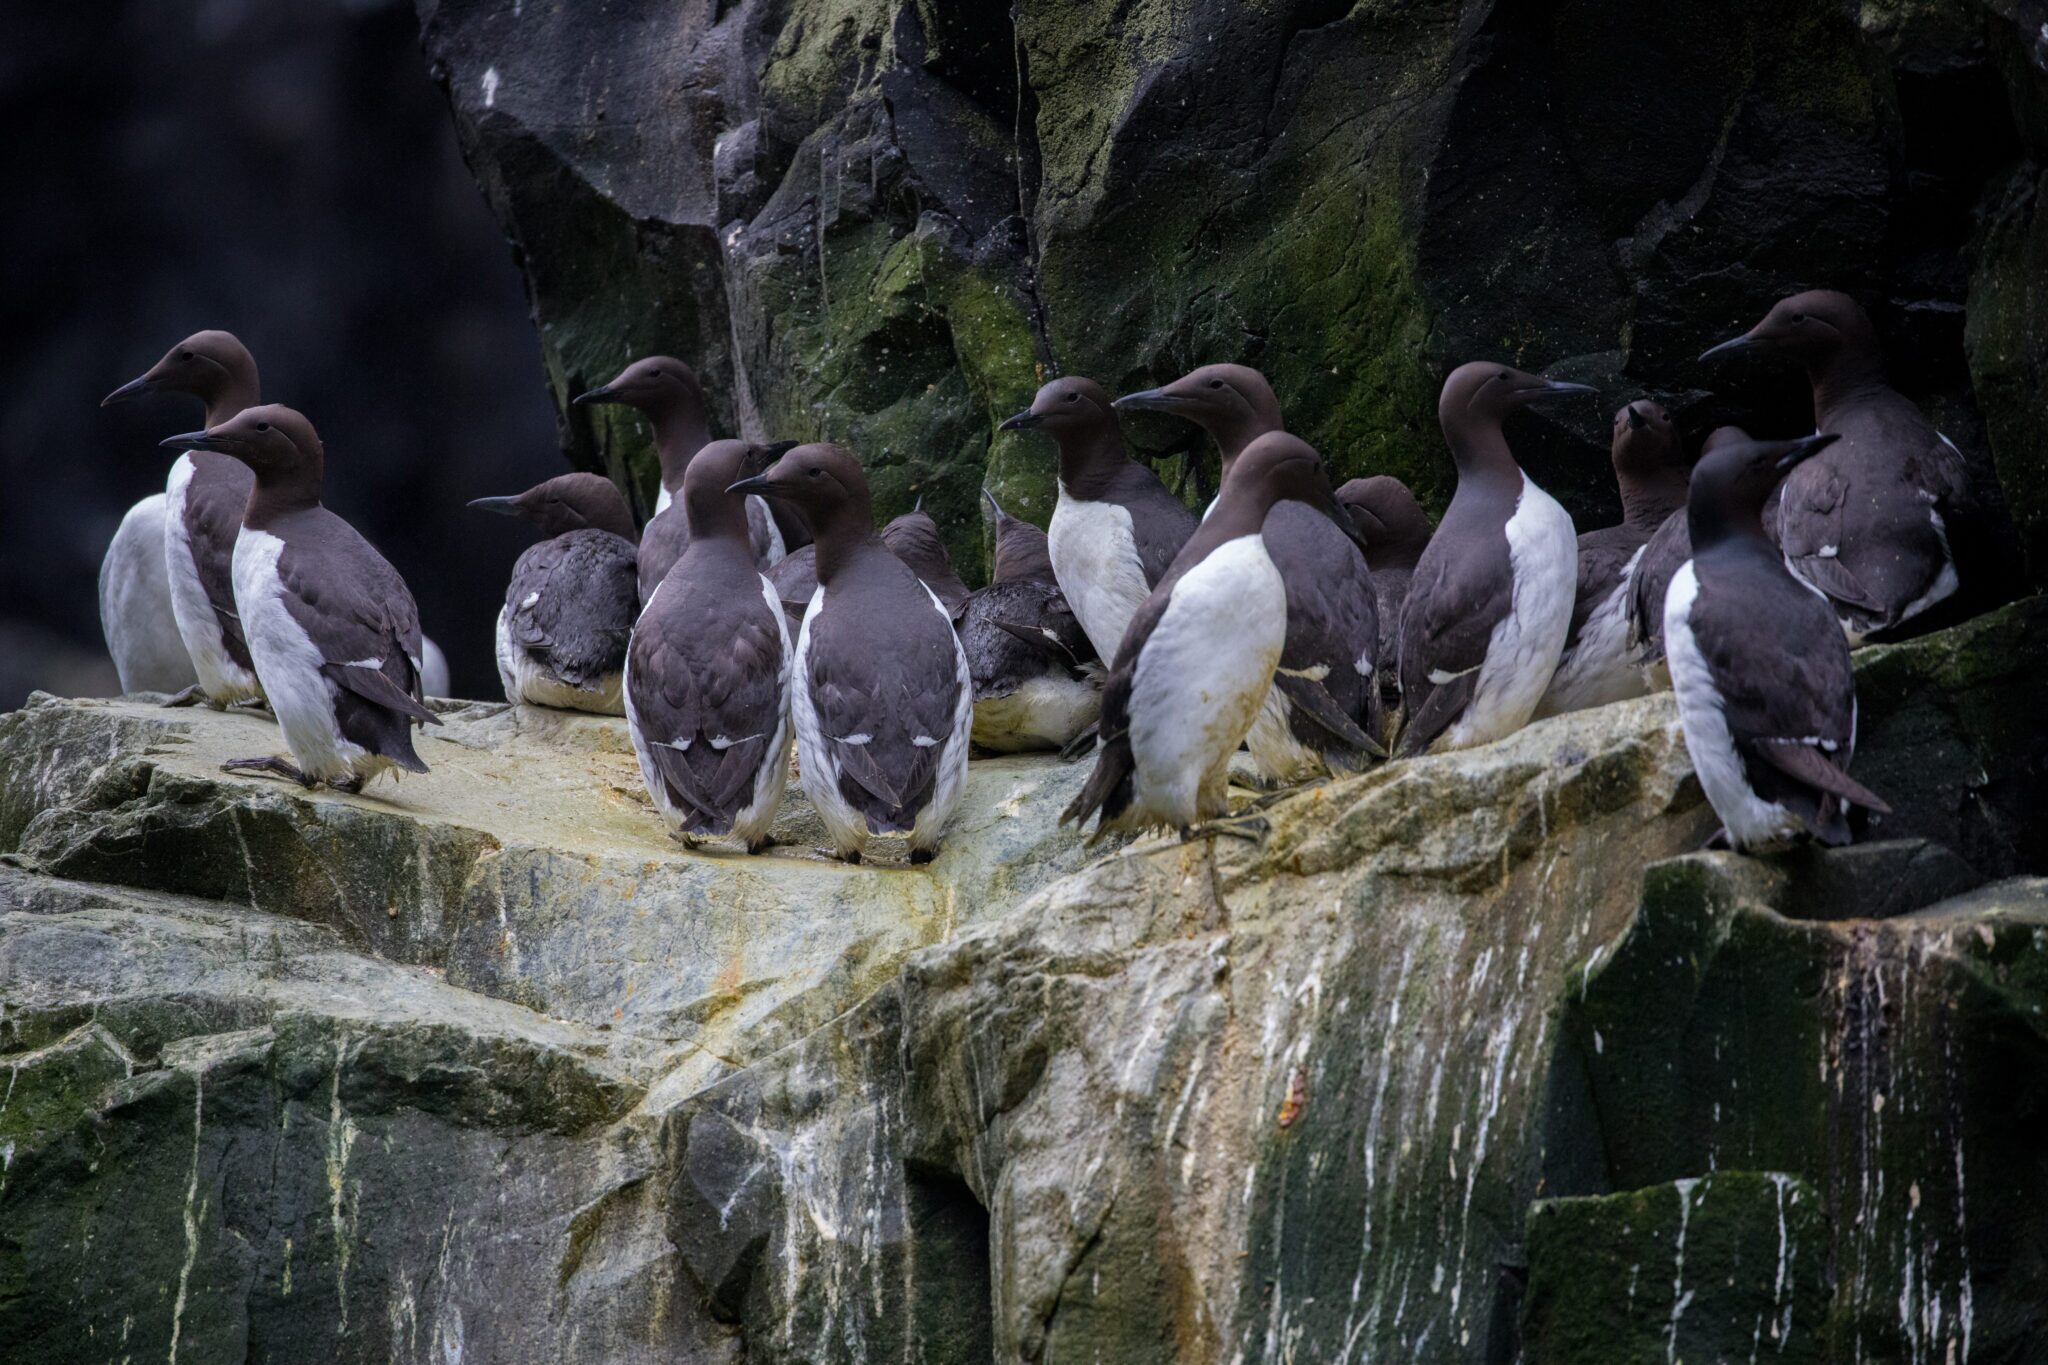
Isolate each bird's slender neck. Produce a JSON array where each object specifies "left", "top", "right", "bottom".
[
  {"left": 647, "top": 404, "right": 712, "bottom": 491},
  {"left": 685, "top": 488, "right": 753, "bottom": 547},
  {"left": 813, "top": 526, "right": 892, "bottom": 588},
  {"left": 244, "top": 466, "right": 324, "bottom": 527},
  {"left": 1053, "top": 423, "right": 1130, "bottom": 497},
  {"left": 1443, "top": 419, "right": 1524, "bottom": 498},
  {"left": 1687, "top": 493, "right": 1773, "bottom": 561},
  {"left": 202, "top": 368, "right": 261, "bottom": 429},
  {"left": 1619, "top": 466, "right": 1690, "bottom": 532},
  {"left": 1210, "top": 409, "right": 1283, "bottom": 476},
  {"left": 1807, "top": 345, "right": 1888, "bottom": 425}
]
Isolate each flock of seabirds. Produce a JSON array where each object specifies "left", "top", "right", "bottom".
[{"left": 92, "top": 286, "right": 1972, "bottom": 864}]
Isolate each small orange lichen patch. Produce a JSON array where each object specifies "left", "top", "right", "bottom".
[{"left": 1277, "top": 1067, "right": 1308, "bottom": 1128}]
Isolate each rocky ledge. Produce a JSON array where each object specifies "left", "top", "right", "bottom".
[{"left": 3, "top": 599, "right": 2045, "bottom": 1363}]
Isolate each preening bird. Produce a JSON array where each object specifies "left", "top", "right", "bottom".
[
  {"left": 1335, "top": 475, "right": 1433, "bottom": 711},
  {"left": 161, "top": 406, "right": 439, "bottom": 792},
  {"left": 879, "top": 500, "right": 971, "bottom": 620}
]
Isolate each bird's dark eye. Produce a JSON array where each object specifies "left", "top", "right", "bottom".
[
  {"left": 177, "top": 350, "right": 193, "bottom": 360},
  {"left": 255, "top": 422, "right": 270, "bottom": 432},
  {"left": 1790, "top": 313, "right": 1806, "bottom": 324},
  {"left": 1065, "top": 392, "right": 1079, "bottom": 402},
  {"left": 1497, "top": 371, "right": 1510, "bottom": 382},
  {"left": 1208, "top": 379, "right": 1224, "bottom": 389},
  {"left": 807, "top": 467, "right": 822, "bottom": 477}
]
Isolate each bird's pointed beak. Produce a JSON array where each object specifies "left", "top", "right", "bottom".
[
  {"left": 1112, "top": 387, "right": 1178, "bottom": 413},
  {"left": 159, "top": 429, "right": 223, "bottom": 453},
  {"left": 101, "top": 374, "right": 158, "bottom": 407},
  {"left": 467, "top": 495, "right": 524, "bottom": 517},
  {"left": 1698, "top": 333, "right": 1756, "bottom": 363},
  {"left": 1530, "top": 379, "right": 1597, "bottom": 399},
  {"left": 572, "top": 385, "right": 616, "bottom": 406},
  {"left": 1777, "top": 431, "right": 1840, "bottom": 470},
  {"left": 997, "top": 409, "right": 1042, "bottom": 433},
  {"left": 1624, "top": 404, "right": 1647, "bottom": 431},
  {"left": 982, "top": 487, "right": 1004, "bottom": 519},
  {"left": 913, "top": 494, "right": 924, "bottom": 515},
  {"left": 725, "top": 474, "right": 778, "bottom": 498}
]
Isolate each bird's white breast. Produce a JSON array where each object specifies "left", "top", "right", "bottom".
[
  {"left": 789, "top": 584, "right": 865, "bottom": 853},
  {"left": 1663, "top": 561, "right": 1798, "bottom": 849},
  {"left": 233, "top": 528, "right": 364, "bottom": 783},
  {"left": 1127, "top": 534, "right": 1287, "bottom": 826},
  {"left": 100, "top": 491, "right": 195, "bottom": 694},
  {"left": 1444, "top": 475, "right": 1576, "bottom": 749},
  {"left": 164, "top": 455, "right": 261, "bottom": 703},
  {"left": 1536, "top": 544, "right": 1650, "bottom": 718},
  {"left": 1049, "top": 486, "right": 1153, "bottom": 664}
]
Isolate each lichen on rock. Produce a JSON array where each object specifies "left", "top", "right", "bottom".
[{"left": 6, "top": 600, "right": 2046, "bottom": 1359}]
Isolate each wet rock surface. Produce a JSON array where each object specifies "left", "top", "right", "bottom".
[{"left": 3, "top": 599, "right": 2045, "bottom": 1361}]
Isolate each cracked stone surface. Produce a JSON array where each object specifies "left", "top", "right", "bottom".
[{"left": 3, "top": 599, "right": 2045, "bottom": 1361}]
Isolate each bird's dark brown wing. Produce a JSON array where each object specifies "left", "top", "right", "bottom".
[
  {"left": 631, "top": 567, "right": 789, "bottom": 830},
  {"left": 505, "top": 530, "right": 638, "bottom": 686},
  {"left": 807, "top": 573, "right": 965, "bottom": 831}
]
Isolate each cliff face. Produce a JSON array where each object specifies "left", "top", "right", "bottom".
[
  {"left": 3, "top": 600, "right": 2046, "bottom": 1362},
  {"left": 412, "top": 0, "right": 2048, "bottom": 584}
]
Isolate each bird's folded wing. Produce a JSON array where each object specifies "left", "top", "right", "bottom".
[
  {"left": 1746, "top": 738, "right": 1892, "bottom": 813},
  {"left": 640, "top": 598, "right": 788, "bottom": 814},
  {"left": 1274, "top": 672, "right": 1385, "bottom": 757},
  {"left": 278, "top": 533, "right": 432, "bottom": 718}
]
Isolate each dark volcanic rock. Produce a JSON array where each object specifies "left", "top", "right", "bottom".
[{"left": 419, "top": 0, "right": 2042, "bottom": 584}]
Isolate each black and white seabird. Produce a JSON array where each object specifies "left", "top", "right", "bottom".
[
  {"left": 470, "top": 472, "right": 639, "bottom": 715},
  {"left": 879, "top": 500, "right": 971, "bottom": 619},
  {"left": 960, "top": 490, "right": 1101, "bottom": 752},
  {"left": 1116, "top": 365, "right": 1383, "bottom": 779},
  {"left": 625, "top": 440, "right": 793, "bottom": 853},
  {"left": 729, "top": 444, "right": 972, "bottom": 864},
  {"left": 1700, "top": 289, "right": 1972, "bottom": 642},
  {"left": 1664, "top": 430, "right": 1891, "bottom": 850},
  {"left": 1397, "top": 363, "right": 1591, "bottom": 756},
  {"left": 160, "top": 406, "right": 439, "bottom": 791},
  {"left": 1626, "top": 425, "right": 1748, "bottom": 689},
  {"left": 1335, "top": 475, "right": 1434, "bottom": 709},
  {"left": 997, "top": 377, "right": 1198, "bottom": 663},
  {"left": 573, "top": 356, "right": 789, "bottom": 601},
  {"left": 1062, "top": 433, "right": 1373, "bottom": 838},
  {"left": 101, "top": 330, "right": 264, "bottom": 705},
  {"left": 1536, "top": 400, "right": 1689, "bottom": 717}
]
